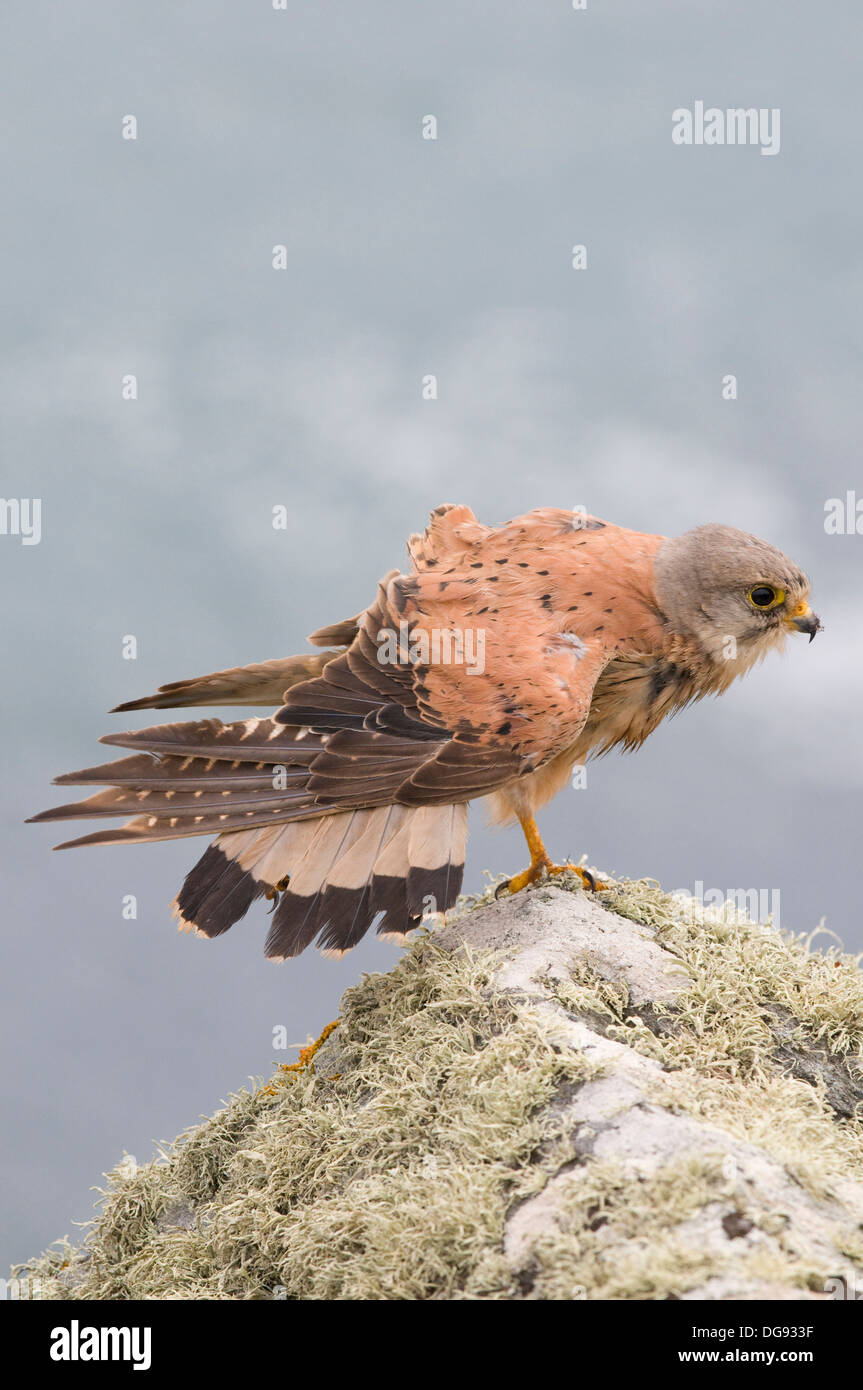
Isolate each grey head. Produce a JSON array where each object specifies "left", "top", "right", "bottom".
[{"left": 653, "top": 524, "right": 821, "bottom": 662}]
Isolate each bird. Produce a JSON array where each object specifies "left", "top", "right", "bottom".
[{"left": 29, "top": 504, "right": 821, "bottom": 962}]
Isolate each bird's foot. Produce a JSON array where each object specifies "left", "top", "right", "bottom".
[
  {"left": 496, "top": 856, "right": 610, "bottom": 898},
  {"left": 496, "top": 857, "right": 549, "bottom": 896},
  {"left": 496, "top": 815, "right": 612, "bottom": 898},
  {"left": 264, "top": 875, "right": 291, "bottom": 912},
  {"left": 548, "top": 861, "right": 612, "bottom": 892}
]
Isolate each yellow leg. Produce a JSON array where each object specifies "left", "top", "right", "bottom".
[{"left": 496, "top": 815, "right": 609, "bottom": 897}]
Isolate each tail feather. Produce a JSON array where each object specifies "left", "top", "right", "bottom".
[
  {"left": 31, "top": 633, "right": 469, "bottom": 961},
  {"left": 406, "top": 804, "right": 466, "bottom": 917},
  {"left": 171, "top": 803, "right": 468, "bottom": 961},
  {"left": 368, "top": 811, "right": 414, "bottom": 939},
  {"left": 313, "top": 806, "right": 404, "bottom": 958},
  {"left": 264, "top": 810, "right": 378, "bottom": 961},
  {"left": 172, "top": 842, "right": 267, "bottom": 938}
]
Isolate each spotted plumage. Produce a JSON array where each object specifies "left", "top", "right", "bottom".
[{"left": 29, "top": 505, "right": 820, "bottom": 961}]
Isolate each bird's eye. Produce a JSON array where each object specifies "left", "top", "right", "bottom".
[{"left": 748, "top": 585, "right": 783, "bottom": 610}]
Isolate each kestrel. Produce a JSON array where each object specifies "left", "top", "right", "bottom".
[{"left": 30, "top": 506, "right": 821, "bottom": 961}]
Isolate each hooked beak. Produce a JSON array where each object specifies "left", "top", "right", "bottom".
[{"left": 785, "top": 601, "right": 822, "bottom": 642}]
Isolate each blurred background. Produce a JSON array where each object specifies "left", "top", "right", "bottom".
[{"left": 2, "top": 0, "right": 861, "bottom": 1269}]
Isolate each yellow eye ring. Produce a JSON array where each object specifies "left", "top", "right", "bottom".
[{"left": 748, "top": 585, "right": 785, "bottom": 610}]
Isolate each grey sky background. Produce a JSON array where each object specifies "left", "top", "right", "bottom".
[{"left": 2, "top": 0, "right": 861, "bottom": 1269}]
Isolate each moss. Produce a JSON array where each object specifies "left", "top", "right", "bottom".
[
  {"left": 521, "top": 1156, "right": 827, "bottom": 1301},
  {"left": 19, "top": 938, "right": 599, "bottom": 1301},
  {"left": 17, "top": 871, "right": 863, "bottom": 1301},
  {"left": 610, "top": 878, "right": 863, "bottom": 1058},
  {"left": 544, "top": 877, "right": 863, "bottom": 1201}
]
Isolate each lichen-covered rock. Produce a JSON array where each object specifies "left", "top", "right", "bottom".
[{"left": 18, "top": 875, "right": 863, "bottom": 1300}]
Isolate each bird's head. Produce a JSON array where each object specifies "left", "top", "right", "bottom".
[{"left": 654, "top": 524, "right": 821, "bottom": 666}]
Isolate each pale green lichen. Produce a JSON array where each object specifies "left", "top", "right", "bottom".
[
  {"left": 547, "top": 878, "right": 863, "bottom": 1204},
  {"left": 17, "top": 871, "right": 863, "bottom": 1301},
  {"left": 20, "top": 939, "right": 599, "bottom": 1301},
  {"left": 516, "top": 1155, "right": 829, "bottom": 1301}
]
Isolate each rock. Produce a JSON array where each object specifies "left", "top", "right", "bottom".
[
  {"left": 435, "top": 883, "right": 690, "bottom": 1006},
  {"left": 16, "top": 876, "right": 863, "bottom": 1300}
]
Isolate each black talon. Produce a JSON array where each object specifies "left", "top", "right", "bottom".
[
  {"left": 265, "top": 876, "right": 290, "bottom": 912},
  {"left": 582, "top": 869, "right": 597, "bottom": 892},
  {"left": 495, "top": 879, "right": 510, "bottom": 899}
]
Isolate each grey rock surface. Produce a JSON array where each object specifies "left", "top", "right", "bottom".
[
  {"left": 440, "top": 884, "right": 863, "bottom": 1301},
  {"left": 20, "top": 880, "right": 863, "bottom": 1301}
]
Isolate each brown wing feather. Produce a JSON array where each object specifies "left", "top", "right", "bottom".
[
  {"left": 29, "top": 503, "right": 682, "bottom": 960},
  {"left": 31, "top": 506, "right": 668, "bottom": 849},
  {"left": 112, "top": 653, "right": 334, "bottom": 712}
]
